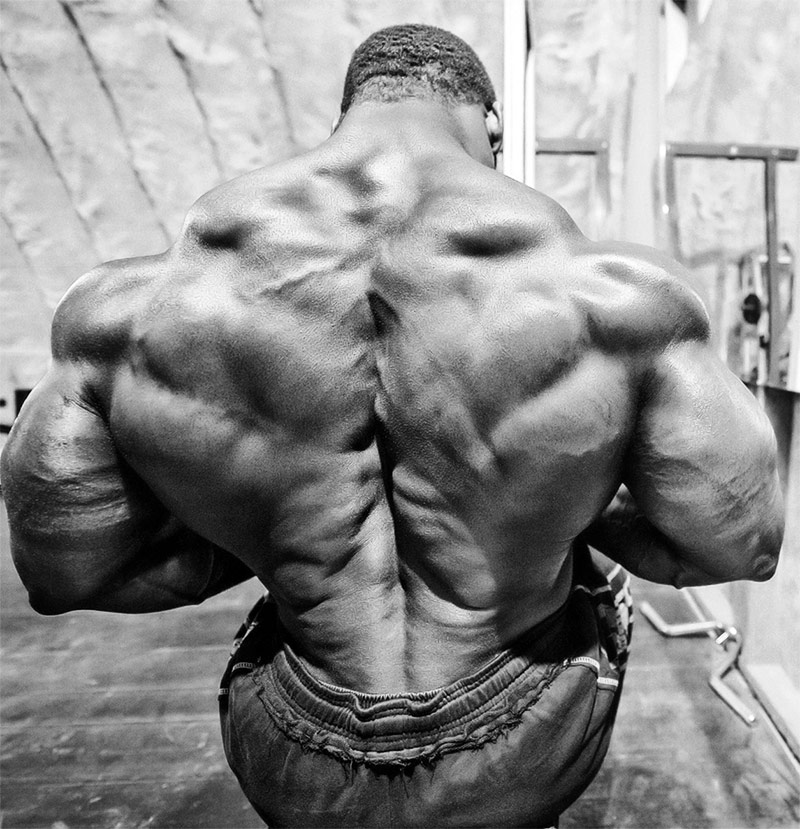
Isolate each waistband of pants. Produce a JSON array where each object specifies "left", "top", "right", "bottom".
[{"left": 222, "top": 545, "right": 631, "bottom": 767}]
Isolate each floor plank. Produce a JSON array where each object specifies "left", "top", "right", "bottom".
[
  {"left": 2, "top": 780, "right": 263, "bottom": 829},
  {"left": 2, "top": 498, "right": 799, "bottom": 828}
]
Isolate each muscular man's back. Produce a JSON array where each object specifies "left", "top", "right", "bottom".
[
  {"left": 3, "top": 26, "right": 782, "bottom": 826},
  {"left": 60, "top": 125, "right": 682, "bottom": 693}
]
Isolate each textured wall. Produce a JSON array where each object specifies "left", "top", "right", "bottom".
[
  {"left": 666, "top": 0, "right": 800, "bottom": 263},
  {"left": 0, "top": 0, "right": 503, "bottom": 420},
  {"left": 528, "top": 0, "right": 637, "bottom": 240},
  {"left": 665, "top": 0, "right": 800, "bottom": 375}
]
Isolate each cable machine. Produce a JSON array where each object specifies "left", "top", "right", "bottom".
[{"left": 502, "top": 0, "right": 800, "bottom": 747}]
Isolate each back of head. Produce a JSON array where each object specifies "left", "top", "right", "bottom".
[{"left": 340, "top": 24, "right": 496, "bottom": 113}]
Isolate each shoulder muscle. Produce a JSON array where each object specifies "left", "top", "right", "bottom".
[
  {"left": 574, "top": 240, "right": 709, "bottom": 354},
  {"left": 52, "top": 256, "right": 166, "bottom": 365}
]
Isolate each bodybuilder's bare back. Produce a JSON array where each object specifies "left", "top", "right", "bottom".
[{"left": 32, "top": 141, "right": 723, "bottom": 692}]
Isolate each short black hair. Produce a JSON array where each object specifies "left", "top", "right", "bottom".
[{"left": 340, "top": 24, "right": 496, "bottom": 113}]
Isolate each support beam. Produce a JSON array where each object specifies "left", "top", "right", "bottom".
[{"left": 623, "top": 0, "right": 664, "bottom": 246}]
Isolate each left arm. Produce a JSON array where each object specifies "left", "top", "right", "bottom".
[{"left": 1, "top": 270, "right": 253, "bottom": 615}]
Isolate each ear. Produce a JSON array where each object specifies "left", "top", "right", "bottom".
[{"left": 485, "top": 101, "right": 503, "bottom": 159}]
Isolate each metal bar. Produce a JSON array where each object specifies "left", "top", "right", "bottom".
[
  {"left": 623, "top": 0, "right": 662, "bottom": 245},
  {"left": 639, "top": 599, "right": 758, "bottom": 726},
  {"left": 639, "top": 601, "right": 724, "bottom": 637},
  {"left": 667, "top": 142, "right": 798, "bottom": 162},
  {"left": 535, "top": 138, "right": 609, "bottom": 156},
  {"left": 522, "top": 8, "right": 536, "bottom": 188},
  {"left": 708, "top": 631, "right": 757, "bottom": 726},
  {"left": 764, "top": 157, "right": 782, "bottom": 386},
  {"left": 502, "top": 0, "right": 528, "bottom": 183},
  {"left": 534, "top": 139, "right": 611, "bottom": 236},
  {"left": 662, "top": 147, "right": 681, "bottom": 259},
  {"left": 596, "top": 142, "right": 611, "bottom": 237}
]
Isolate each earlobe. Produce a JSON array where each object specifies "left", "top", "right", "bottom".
[{"left": 485, "top": 101, "right": 503, "bottom": 158}]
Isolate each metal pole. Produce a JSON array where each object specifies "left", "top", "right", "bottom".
[
  {"left": 764, "top": 154, "right": 781, "bottom": 386},
  {"left": 623, "top": 0, "right": 663, "bottom": 246},
  {"left": 523, "top": 3, "right": 536, "bottom": 188},
  {"left": 503, "top": 0, "right": 528, "bottom": 183},
  {"left": 663, "top": 146, "right": 681, "bottom": 260}
]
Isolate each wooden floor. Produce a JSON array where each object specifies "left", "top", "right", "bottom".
[{"left": 2, "top": 497, "right": 799, "bottom": 828}]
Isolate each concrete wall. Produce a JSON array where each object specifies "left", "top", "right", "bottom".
[
  {"left": 0, "top": 0, "right": 504, "bottom": 423},
  {"left": 666, "top": 0, "right": 800, "bottom": 265},
  {"left": 528, "top": 0, "right": 638, "bottom": 240}
]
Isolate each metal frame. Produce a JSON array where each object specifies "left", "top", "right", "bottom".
[
  {"left": 663, "top": 141, "right": 798, "bottom": 387},
  {"left": 502, "top": 8, "right": 800, "bottom": 731},
  {"left": 639, "top": 599, "right": 757, "bottom": 726},
  {"left": 502, "top": 3, "right": 609, "bottom": 226},
  {"left": 536, "top": 138, "right": 611, "bottom": 234}
]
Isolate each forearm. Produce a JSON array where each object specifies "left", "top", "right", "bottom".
[
  {"left": 12, "top": 501, "right": 254, "bottom": 615},
  {"left": 73, "top": 534, "right": 254, "bottom": 614},
  {"left": 582, "top": 512, "right": 710, "bottom": 588},
  {"left": 2, "top": 374, "right": 252, "bottom": 615}
]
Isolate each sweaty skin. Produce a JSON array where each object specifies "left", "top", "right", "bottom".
[{"left": 1, "top": 101, "right": 783, "bottom": 694}]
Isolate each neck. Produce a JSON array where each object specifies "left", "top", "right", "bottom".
[{"left": 332, "top": 100, "right": 495, "bottom": 168}]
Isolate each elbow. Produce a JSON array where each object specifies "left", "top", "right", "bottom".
[
  {"left": 745, "top": 449, "right": 785, "bottom": 583},
  {"left": 746, "top": 532, "right": 782, "bottom": 582},
  {"left": 750, "top": 554, "right": 779, "bottom": 582},
  {"left": 9, "top": 534, "right": 110, "bottom": 615},
  {"left": 16, "top": 566, "right": 103, "bottom": 616},
  {"left": 24, "top": 578, "right": 99, "bottom": 615},
  {"left": 671, "top": 518, "right": 783, "bottom": 588},
  {"left": 27, "top": 590, "right": 78, "bottom": 616},
  {"left": 743, "top": 515, "right": 784, "bottom": 583}
]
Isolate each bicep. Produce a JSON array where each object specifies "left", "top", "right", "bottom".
[{"left": 625, "top": 340, "right": 783, "bottom": 580}]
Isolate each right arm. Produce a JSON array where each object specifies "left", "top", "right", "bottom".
[
  {"left": 584, "top": 334, "right": 783, "bottom": 587},
  {"left": 585, "top": 337, "right": 783, "bottom": 586}
]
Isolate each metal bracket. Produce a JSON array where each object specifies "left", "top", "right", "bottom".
[
  {"left": 661, "top": 141, "right": 798, "bottom": 387},
  {"left": 639, "top": 599, "right": 757, "bottom": 726}
]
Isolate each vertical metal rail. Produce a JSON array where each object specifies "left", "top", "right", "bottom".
[
  {"left": 764, "top": 152, "right": 782, "bottom": 387},
  {"left": 522, "top": 22, "right": 536, "bottom": 189},
  {"left": 503, "top": 0, "right": 529, "bottom": 183},
  {"left": 623, "top": 0, "right": 664, "bottom": 246}
]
